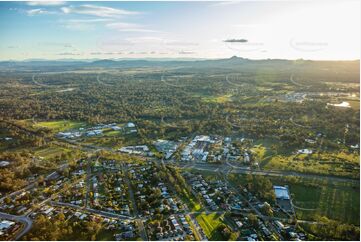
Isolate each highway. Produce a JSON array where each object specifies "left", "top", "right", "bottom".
[
  {"left": 1, "top": 119, "right": 358, "bottom": 241},
  {"left": 8, "top": 118, "right": 355, "bottom": 185},
  {"left": 179, "top": 162, "right": 359, "bottom": 184}
]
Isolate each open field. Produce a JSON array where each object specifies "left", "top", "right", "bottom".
[
  {"left": 226, "top": 173, "right": 359, "bottom": 225},
  {"left": 262, "top": 152, "right": 360, "bottom": 179},
  {"left": 201, "top": 94, "right": 233, "bottom": 103},
  {"left": 34, "top": 146, "right": 73, "bottom": 160},
  {"left": 195, "top": 212, "right": 225, "bottom": 240},
  {"left": 291, "top": 183, "right": 360, "bottom": 225},
  {"left": 33, "top": 120, "right": 86, "bottom": 132}
]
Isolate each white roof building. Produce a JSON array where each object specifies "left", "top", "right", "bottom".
[
  {"left": 0, "top": 220, "right": 15, "bottom": 230},
  {"left": 126, "top": 122, "right": 136, "bottom": 128},
  {"left": 0, "top": 161, "right": 10, "bottom": 167},
  {"left": 273, "top": 186, "right": 290, "bottom": 200},
  {"left": 297, "top": 149, "right": 313, "bottom": 154}
]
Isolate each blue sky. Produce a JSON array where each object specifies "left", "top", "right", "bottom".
[{"left": 0, "top": 0, "right": 360, "bottom": 60}]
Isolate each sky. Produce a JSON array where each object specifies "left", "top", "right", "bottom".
[{"left": 0, "top": 0, "right": 360, "bottom": 60}]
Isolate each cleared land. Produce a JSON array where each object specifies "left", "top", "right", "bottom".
[
  {"left": 195, "top": 212, "right": 225, "bottom": 240},
  {"left": 33, "top": 120, "right": 86, "bottom": 132}
]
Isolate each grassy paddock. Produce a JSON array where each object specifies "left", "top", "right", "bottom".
[
  {"left": 291, "top": 183, "right": 360, "bottom": 225},
  {"left": 195, "top": 212, "right": 225, "bottom": 240},
  {"left": 35, "top": 146, "right": 72, "bottom": 159},
  {"left": 262, "top": 152, "right": 360, "bottom": 178},
  {"left": 228, "top": 173, "right": 359, "bottom": 225},
  {"left": 33, "top": 120, "right": 86, "bottom": 132},
  {"left": 201, "top": 94, "right": 233, "bottom": 103}
]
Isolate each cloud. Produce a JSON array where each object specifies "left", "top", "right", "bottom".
[
  {"left": 178, "top": 51, "right": 196, "bottom": 55},
  {"left": 210, "top": 1, "right": 242, "bottom": 7},
  {"left": 126, "top": 36, "right": 164, "bottom": 43},
  {"left": 57, "top": 52, "right": 81, "bottom": 56},
  {"left": 63, "top": 18, "right": 110, "bottom": 24},
  {"left": 38, "top": 42, "right": 74, "bottom": 48},
  {"left": 60, "top": 4, "right": 140, "bottom": 18},
  {"left": 59, "top": 18, "right": 111, "bottom": 30},
  {"left": 90, "top": 51, "right": 123, "bottom": 55},
  {"left": 164, "top": 40, "right": 199, "bottom": 47},
  {"left": 224, "top": 39, "right": 248, "bottom": 43},
  {"left": 163, "top": 40, "right": 199, "bottom": 53},
  {"left": 106, "top": 22, "right": 159, "bottom": 33},
  {"left": 26, "top": 8, "right": 56, "bottom": 16},
  {"left": 60, "top": 19, "right": 105, "bottom": 31},
  {"left": 27, "top": 1, "right": 65, "bottom": 6}
]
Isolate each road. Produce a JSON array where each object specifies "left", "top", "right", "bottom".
[
  {"left": 32, "top": 74, "right": 49, "bottom": 87},
  {"left": 219, "top": 167, "right": 285, "bottom": 240},
  {"left": 0, "top": 212, "right": 33, "bottom": 240},
  {"left": 84, "top": 156, "right": 94, "bottom": 208},
  {"left": 1, "top": 119, "right": 357, "bottom": 240},
  {"left": 0, "top": 161, "right": 70, "bottom": 204},
  {"left": 289, "top": 116, "right": 312, "bottom": 129},
  {"left": 289, "top": 74, "right": 311, "bottom": 88},
  {"left": 0, "top": 183, "right": 36, "bottom": 204},
  {"left": 180, "top": 162, "right": 359, "bottom": 184},
  {"left": 51, "top": 201, "right": 133, "bottom": 220},
  {"left": 122, "top": 162, "right": 149, "bottom": 241},
  {"left": 96, "top": 74, "right": 113, "bottom": 87}
]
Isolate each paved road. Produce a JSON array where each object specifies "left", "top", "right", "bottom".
[
  {"left": 96, "top": 74, "right": 113, "bottom": 87},
  {"left": 219, "top": 168, "right": 285, "bottom": 240},
  {"left": 181, "top": 162, "right": 359, "bottom": 184},
  {"left": 0, "top": 162, "right": 69, "bottom": 204},
  {"left": 32, "top": 74, "right": 49, "bottom": 87},
  {"left": 0, "top": 212, "right": 33, "bottom": 240},
  {"left": 289, "top": 74, "right": 311, "bottom": 88},
  {"left": 0, "top": 183, "right": 36, "bottom": 204},
  {"left": 51, "top": 201, "right": 133, "bottom": 220},
  {"left": 84, "top": 157, "right": 94, "bottom": 208},
  {"left": 122, "top": 162, "right": 149, "bottom": 241},
  {"left": 289, "top": 116, "right": 312, "bottom": 129}
]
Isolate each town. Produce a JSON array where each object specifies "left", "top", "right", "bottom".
[
  {"left": 0, "top": 3, "right": 359, "bottom": 238},
  {"left": 1, "top": 116, "right": 359, "bottom": 241}
]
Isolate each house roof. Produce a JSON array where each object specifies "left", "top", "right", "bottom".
[{"left": 273, "top": 186, "right": 290, "bottom": 200}]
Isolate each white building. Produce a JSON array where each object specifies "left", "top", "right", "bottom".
[
  {"left": 0, "top": 220, "right": 15, "bottom": 231},
  {"left": 126, "top": 122, "right": 136, "bottom": 128},
  {"left": 273, "top": 186, "right": 290, "bottom": 200},
  {"left": 297, "top": 149, "right": 313, "bottom": 154},
  {"left": 0, "top": 161, "right": 10, "bottom": 167}
]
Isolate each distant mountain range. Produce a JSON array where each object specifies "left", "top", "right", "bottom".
[{"left": 0, "top": 57, "right": 359, "bottom": 78}]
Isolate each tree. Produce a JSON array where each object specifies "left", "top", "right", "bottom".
[{"left": 247, "top": 213, "right": 258, "bottom": 227}]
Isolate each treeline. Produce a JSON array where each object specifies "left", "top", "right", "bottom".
[
  {"left": 22, "top": 213, "right": 102, "bottom": 241},
  {"left": 301, "top": 216, "right": 360, "bottom": 241},
  {"left": 0, "top": 70, "right": 359, "bottom": 148}
]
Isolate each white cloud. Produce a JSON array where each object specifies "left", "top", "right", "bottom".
[
  {"left": 57, "top": 52, "right": 82, "bottom": 56},
  {"left": 64, "top": 18, "right": 111, "bottom": 24},
  {"left": 209, "top": 1, "right": 242, "bottom": 7},
  {"left": 39, "top": 42, "right": 74, "bottom": 48},
  {"left": 27, "top": 8, "right": 55, "bottom": 16},
  {"left": 59, "top": 18, "right": 111, "bottom": 31},
  {"left": 106, "top": 22, "right": 159, "bottom": 33},
  {"left": 27, "top": 1, "right": 65, "bottom": 6},
  {"left": 61, "top": 4, "right": 140, "bottom": 18},
  {"left": 62, "top": 22, "right": 94, "bottom": 31}
]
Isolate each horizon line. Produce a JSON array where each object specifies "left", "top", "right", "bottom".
[{"left": 1, "top": 56, "right": 360, "bottom": 62}]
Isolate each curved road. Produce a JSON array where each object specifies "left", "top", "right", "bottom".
[{"left": 0, "top": 212, "right": 32, "bottom": 240}]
